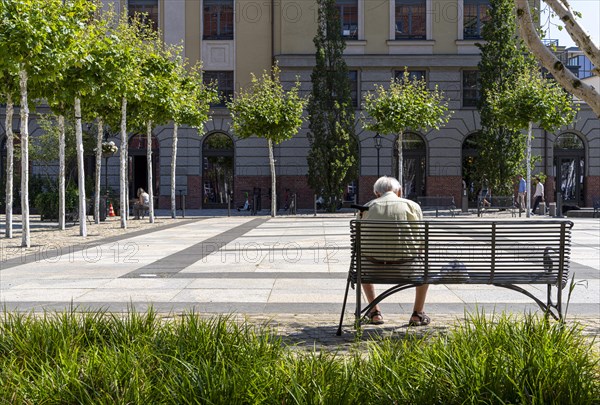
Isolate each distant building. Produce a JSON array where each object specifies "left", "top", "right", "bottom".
[{"left": 1, "top": 0, "right": 598, "bottom": 211}]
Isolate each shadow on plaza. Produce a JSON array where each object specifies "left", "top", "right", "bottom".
[{"left": 277, "top": 322, "right": 453, "bottom": 352}]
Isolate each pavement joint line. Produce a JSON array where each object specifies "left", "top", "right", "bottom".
[
  {"left": 168, "top": 272, "right": 349, "bottom": 279},
  {"left": 123, "top": 218, "right": 269, "bottom": 278},
  {"left": 0, "top": 217, "right": 207, "bottom": 271}
]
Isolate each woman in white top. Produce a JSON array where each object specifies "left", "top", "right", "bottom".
[
  {"left": 134, "top": 188, "right": 150, "bottom": 219},
  {"left": 531, "top": 177, "right": 545, "bottom": 215}
]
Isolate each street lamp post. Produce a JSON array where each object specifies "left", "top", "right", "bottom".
[
  {"left": 374, "top": 133, "right": 382, "bottom": 178},
  {"left": 102, "top": 132, "right": 118, "bottom": 218}
]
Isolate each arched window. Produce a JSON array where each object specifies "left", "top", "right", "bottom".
[
  {"left": 393, "top": 132, "right": 426, "bottom": 200},
  {"left": 202, "top": 132, "right": 234, "bottom": 208},
  {"left": 554, "top": 132, "right": 585, "bottom": 205},
  {"left": 128, "top": 133, "right": 160, "bottom": 203}
]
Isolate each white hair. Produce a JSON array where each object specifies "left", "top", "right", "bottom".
[{"left": 373, "top": 176, "right": 401, "bottom": 195}]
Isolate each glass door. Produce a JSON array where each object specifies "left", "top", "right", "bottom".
[{"left": 556, "top": 156, "right": 584, "bottom": 205}]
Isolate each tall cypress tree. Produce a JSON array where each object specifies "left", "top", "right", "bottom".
[
  {"left": 476, "top": 0, "right": 536, "bottom": 195},
  {"left": 307, "top": 0, "right": 357, "bottom": 212}
]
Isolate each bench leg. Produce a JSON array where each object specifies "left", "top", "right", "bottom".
[
  {"left": 336, "top": 276, "right": 352, "bottom": 336},
  {"left": 355, "top": 279, "right": 362, "bottom": 332}
]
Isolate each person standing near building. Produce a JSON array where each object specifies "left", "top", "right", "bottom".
[
  {"left": 517, "top": 174, "right": 527, "bottom": 213},
  {"left": 531, "top": 176, "right": 544, "bottom": 215}
]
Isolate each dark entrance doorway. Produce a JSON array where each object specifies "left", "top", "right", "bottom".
[
  {"left": 462, "top": 132, "right": 482, "bottom": 208},
  {"left": 554, "top": 133, "right": 585, "bottom": 206},
  {"left": 202, "top": 133, "right": 234, "bottom": 208},
  {"left": 128, "top": 134, "right": 160, "bottom": 205},
  {"left": 393, "top": 132, "right": 426, "bottom": 200}
]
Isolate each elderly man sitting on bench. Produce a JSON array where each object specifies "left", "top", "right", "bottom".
[{"left": 360, "top": 176, "right": 430, "bottom": 326}]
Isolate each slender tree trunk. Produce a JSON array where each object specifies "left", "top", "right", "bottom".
[
  {"left": 146, "top": 120, "right": 154, "bottom": 223},
  {"left": 397, "top": 131, "right": 404, "bottom": 196},
  {"left": 19, "top": 69, "right": 30, "bottom": 248},
  {"left": 526, "top": 121, "right": 532, "bottom": 218},
  {"left": 170, "top": 122, "right": 178, "bottom": 219},
  {"left": 268, "top": 138, "right": 276, "bottom": 217},
  {"left": 58, "top": 114, "right": 66, "bottom": 230},
  {"left": 94, "top": 118, "right": 103, "bottom": 224},
  {"left": 4, "top": 96, "right": 13, "bottom": 239},
  {"left": 74, "top": 98, "right": 87, "bottom": 237},
  {"left": 120, "top": 96, "right": 127, "bottom": 229}
]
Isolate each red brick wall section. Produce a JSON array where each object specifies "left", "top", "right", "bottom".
[
  {"left": 426, "top": 176, "right": 463, "bottom": 205},
  {"left": 188, "top": 175, "right": 202, "bottom": 209},
  {"left": 235, "top": 176, "right": 324, "bottom": 210},
  {"left": 159, "top": 195, "right": 169, "bottom": 209},
  {"left": 359, "top": 176, "right": 377, "bottom": 204},
  {"left": 234, "top": 176, "right": 381, "bottom": 209},
  {"left": 545, "top": 177, "right": 555, "bottom": 204},
  {"left": 585, "top": 176, "right": 600, "bottom": 207}
]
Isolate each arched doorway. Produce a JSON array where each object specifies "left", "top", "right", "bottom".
[
  {"left": 554, "top": 132, "right": 585, "bottom": 206},
  {"left": 202, "top": 132, "right": 234, "bottom": 208},
  {"left": 462, "top": 132, "right": 482, "bottom": 208},
  {"left": 393, "top": 132, "right": 426, "bottom": 200},
  {"left": 128, "top": 134, "right": 160, "bottom": 203}
]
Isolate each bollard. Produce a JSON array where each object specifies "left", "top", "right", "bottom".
[
  {"left": 292, "top": 193, "right": 297, "bottom": 215},
  {"left": 227, "top": 192, "right": 231, "bottom": 217},
  {"left": 549, "top": 202, "right": 556, "bottom": 217},
  {"left": 556, "top": 192, "right": 563, "bottom": 218},
  {"left": 538, "top": 201, "right": 546, "bottom": 216},
  {"left": 182, "top": 193, "right": 186, "bottom": 218},
  {"left": 178, "top": 190, "right": 183, "bottom": 218},
  {"left": 314, "top": 194, "right": 317, "bottom": 216}
]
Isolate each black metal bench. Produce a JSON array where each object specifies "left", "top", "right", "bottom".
[
  {"left": 336, "top": 219, "right": 573, "bottom": 335},
  {"left": 477, "top": 195, "right": 517, "bottom": 217},
  {"left": 416, "top": 196, "right": 456, "bottom": 217}
]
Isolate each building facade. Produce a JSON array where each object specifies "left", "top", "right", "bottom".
[{"left": 2, "top": 0, "right": 599, "bottom": 211}]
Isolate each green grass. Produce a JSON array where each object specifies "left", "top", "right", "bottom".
[{"left": 0, "top": 309, "right": 598, "bottom": 404}]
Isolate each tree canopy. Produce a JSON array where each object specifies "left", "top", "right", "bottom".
[
  {"left": 363, "top": 71, "right": 450, "bottom": 191},
  {"left": 228, "top": 65, "right": 306, "bottom": 216}
]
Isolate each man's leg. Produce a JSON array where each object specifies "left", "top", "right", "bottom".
[
  {"left": 412, "top": 284, "right": 429, "bottom": 313},
  {"left": 361, "top": 283, "right": 383, "bottom": 322},
  {"left": 409, "top": 284, "right": 430, "bottom": 324},
  {"left": 531, "top": 196, "right": 541, "bottom": 214}
]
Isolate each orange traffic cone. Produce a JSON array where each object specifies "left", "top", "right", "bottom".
[{"left": 108, "top": 202, "right": 116, "bottom": 217}]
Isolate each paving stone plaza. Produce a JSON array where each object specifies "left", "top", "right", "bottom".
[{"left": 0, "top": 211, "right": 598, "bottom": 348}]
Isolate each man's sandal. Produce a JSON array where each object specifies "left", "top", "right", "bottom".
[
  {"left": 366, "top": 310, "right": 384, "bottom": 325},
  {"left": 408, "top": 311, "right": 431, "bottom": 326}
]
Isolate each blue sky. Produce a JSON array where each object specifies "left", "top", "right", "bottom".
[{"left": 544, "top": 0, "right": 600, "bottom": 48}]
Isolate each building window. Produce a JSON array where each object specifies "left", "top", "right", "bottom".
[
  {"left": 203, "top": 0, "right": 234, "bottom": 40},
  {"left": 336, "top": 0, "right": 358, "bottom": 40},
  {"left": 394, "top": 70, "right": 426, "bottom": 82},
  {"left": 462, "top": 70, "right": 480, "bottom": 107},
  {"left": 203, "top": 71, "right": 234, "bottom": 107},
  {"left": 348, "top": 70, "right": 358, "bottom": 107},
  {"left": 395, "top": 0, "right": 426, "bottom": 40},
  {"left": 568, "top": 55, "right": 595, "bottom": 79},
  {"left": 128, "top": 0, "right": 159, "bottom": 31},
  {"left": 463, "top": 0, "right": 490, "bottom": 39}
]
